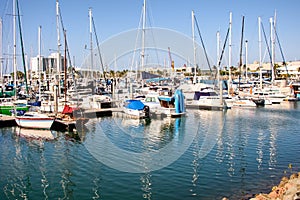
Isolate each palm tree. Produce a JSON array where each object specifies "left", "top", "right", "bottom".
[{"left": 11, "top": 71, "right": 25, "bottom": 80}]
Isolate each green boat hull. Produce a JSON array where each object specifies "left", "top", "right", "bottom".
[{"left": 0, "top": 105, "right": 29, "bottom": 116}]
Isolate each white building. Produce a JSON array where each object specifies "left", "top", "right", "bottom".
[
  {"left": 277, "top": 62, "right": 300, "bottom": 79},
  {"left": 30, "top": 52, "right": 65, "bottom": 75}
]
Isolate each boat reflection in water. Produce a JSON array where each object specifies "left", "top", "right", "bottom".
[
  {"left": 188, "top": 109, "right": 226, "bottom": 197},
  {"left": 15, "top": 127, "right": 56, "bottom": 140},
  {"left": 83, "top": 113, "right": 198, "bottom": 173}
]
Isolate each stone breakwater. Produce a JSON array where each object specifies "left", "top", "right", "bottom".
[{"left": 223, "top": 172, "right": 300, "bottom": 200}]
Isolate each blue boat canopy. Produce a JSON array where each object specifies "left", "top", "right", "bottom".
[{"left": 125, "top": 99, "right": 145, "bottom": 110}]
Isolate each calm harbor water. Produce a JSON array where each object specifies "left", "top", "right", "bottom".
[{"left": 0, "top": 101, "right": 299, "bottom": 199}]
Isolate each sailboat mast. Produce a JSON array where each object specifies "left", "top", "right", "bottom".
[
  {"left": 258, "top": 17, "right": 263, "bottom": 89},
  {"left": 56, "top": 0, "right": 61, "bottom": 84},
  {"left": 13, "top": 0, "right": 17, "bottom": 98},
  {"left": 228, "top": 12, "right": 232, "bottom": 88},
  {"left": 270, "top": 17, "right": 275, "bottom": 82},
  {"left": 192, "top": 10, "right": 196, "bottom": 83},
  {"left": 141, "top": 0, "right": 146, "bottom": 80},
  {"left": 16, "top": 0, "right": 28, "bottom": 94},
  {"left": 89, "top": 8, "right": 93, "bottom": 79},
  {"left": 38, "top": 25, "right": 41, "bottom": 100},
  {"left": 238, "top": 16, "right": 245, "bottom": 89},
  {"left": 64, "top": 30, "right": 67, "bottom": 103},
  {"left": 216, "top": 30, "right": 220, "bottom": 86},
  {"left": 245, "top": 40, "right": 248, "bottom": 80}
]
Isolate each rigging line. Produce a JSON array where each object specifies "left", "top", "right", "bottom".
[
  {"left": 58, "top": 6, "right": 72, "bottom": 67},
  {"left": 214, "top": 26, "right": 230, "bottom": 85},
  {"left": 92, "top": 16, "right": 106, "bottom": 82},
  {"left": 16, "top": 0, "right": 28, "bottom": 94},
  {"left": 260, "top": 22, "right": 273, "bottom": 67},
  {"left": 238, "top": 16, "right": 245, "bottom": 89},
  {"left": 272, "top": 22, "right": 289, "bottom": 77},
  {"left": 193, "top": 14, "right": 212, "bottom": 73},
  {"left": 145, "top": 3, "right": 160, "bottom": 66},
  {"left": 148, "top": 27, "right": 160, "bottom": 67},
  {"left": 130, "top": 4, "right": 144, "bottom": 78}
]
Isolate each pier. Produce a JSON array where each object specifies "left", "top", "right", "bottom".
[
  {"left": 0, "top": 115, "right": 17, "bottom": 127},
  {"left": 0, "top": 108, "right": 123, "bottom": 132}
]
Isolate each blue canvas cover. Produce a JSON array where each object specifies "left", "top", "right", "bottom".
[{"left": 125, "top": 100, "right": 145, "bottom": 110}]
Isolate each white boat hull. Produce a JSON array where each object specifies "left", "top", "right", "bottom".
[
  {"left": 15, "top": 117, "right": 55, "bottom": 129},
  {"left": 123, "top": 108, "right": 146, "bottom": 119},
  {"left": 226, "top": 98, "right": 257, "bottom": 107}
]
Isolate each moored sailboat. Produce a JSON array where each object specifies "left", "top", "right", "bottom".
[{"left": 15, "top": 112, "right": 55, "bottom": 129}]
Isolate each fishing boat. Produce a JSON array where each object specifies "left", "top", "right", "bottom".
[
  {"left": 15, "top": 112, "right": 55, "bottom": 129},
  {"left": 143, "top": 89, "right": 185, "bottom": 118},
  {"left": 123, "top": 99, "right": 150, "bottom": 119}
]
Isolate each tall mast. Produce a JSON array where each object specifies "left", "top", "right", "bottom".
[
  {"left": 228, "top": 12, "right": 232, "bottom": 88},
  {"left": 13, "top": 0, "right": 17, "bottom": 98},
  {"left": 273, "top": 10, "right": 277, "bottom": 71},
  {"left": 192, "top": 10, "right": 196, "bottom": 83},
  {"left": 258, "top": 17, "right": 262, "bottom": 89},
  {"left": 245, "top": 40, "right": 248, "bottom": 80},
  {"left": 56, "top": 0, "right": 61, "bottom": 80},
  {"left": 64, "top": 30, "right": 67, "bottom": 103},
  {"left": 270, "top": 17, "right": 275, "bottom": 82},
  {"left": 238, "top": 16, "right": 245, "bottom": 89},
  {"left": 216, "top": 30, "right": 220, "bottom": 86},
  {"left": 141, "top": 0, "right": 146, "bottom": 80},
  {"left": 38, "top": 25, "right": 41, "bottom": 100},
  {"left": 16, "top": 0, "right": 28, "bottom": 94},
  {"left": 89, "top": 7, "right": 93, "bottom": 79}
]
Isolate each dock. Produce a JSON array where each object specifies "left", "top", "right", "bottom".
[
  {"left": 0, "top": 107, "right": 123, "bottom": 131},
  {"left": 85, "top": 107, "right": 122, "bottom": 117},
  {"left": 52, "top": 107, "right": 123, "bottom": 132},
  {"left": 0, "top": 115, "right": 17, "bottom": 127}
]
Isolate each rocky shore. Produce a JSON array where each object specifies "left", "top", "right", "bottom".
[
  {"left": 223, "top": 172, "right": 300, "bottom": 200},
  {"left": 251, "top": 172, "right": 300, "bottom": 200}
]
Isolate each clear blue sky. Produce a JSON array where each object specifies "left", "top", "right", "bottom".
[{"left": 1, "top": 0, "right": 300, "bottom": 73}]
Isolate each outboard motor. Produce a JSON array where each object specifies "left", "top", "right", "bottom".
[{"left": 143, "top": 105, "right": 150, "bottom": 118}]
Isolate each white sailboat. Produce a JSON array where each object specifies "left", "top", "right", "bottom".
[
  {"left": 185, "top": 11, "right": 228, "bottom": 110},
  {"left": 15, "top": 112, "right": 55, "bottom": 129}
]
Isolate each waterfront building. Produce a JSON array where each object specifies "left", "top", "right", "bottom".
[
  {"left": 30, "top": 52, "right": 65, "bottom": 78},
  {"left": 277, "top": 61, "right": 300, "bottom": 79}
]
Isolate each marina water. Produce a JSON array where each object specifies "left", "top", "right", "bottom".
[{"left": 0, "top": 101, "right": 299, "bottom": 199}]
